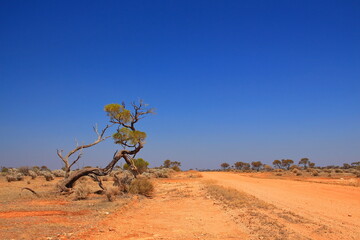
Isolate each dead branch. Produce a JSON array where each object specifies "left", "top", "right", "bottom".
[{"left": 22, "top": 187, "right": 39, "bottom": 197}]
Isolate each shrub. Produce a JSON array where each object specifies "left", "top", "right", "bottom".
[
  {"left": 18, "top": 166, "right": 30, "bottom": 176},
  {"left": 335, "top": 169, "right": 343, "bottom": 173},
  {"left": 296, "top": 172, "right": 302, "bottom": 176},
  {"left": 105, "top": 187, "right": 120, "bottom": 202},
  {"left": 52, "top": 169, "right": 66, "bottom": 177},
  {"left": 123, "top": 158, "right": 149, "bottom": 174},
  {"left": 43, "top": 172, "right": 54, "bottom": 181},
  {"left": 1, "top": 167, "right": 9, "bottom": 173},
  {"left": 275, "top": 173, "right": 282, "bottom": 176},
  {"left": 113, "top": 171, "right": 134, "bottom": 192},
  {"left": 289, "top": 165, "right": 299, "bottom": 170},
  {"left": 74, "top": 183, "right": 92, "bottom": 200},
  {"left": 129, "top": 178, "right": 154, "bottom": 196},
  {"left": 16, "top": 173, "right": 24, "bottom": 181},
  {"left": 312, "top": 172, "right": 319, "bottom": 176},
  {"left": 28, "top": 170, "right": 37, "bottom": 179},
  {"left": 273, "top": 169, "right": 284, "bottom": 172},
  {"left": 6, "top": 175, "right": 16, "bottom": 182},
  {"left": 172, "top": 165, "right": 181, "bottom": 172}
]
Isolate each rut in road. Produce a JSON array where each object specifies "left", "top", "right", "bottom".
[{"left": 76, "top": 177, "right": 247, "bottom": 240}]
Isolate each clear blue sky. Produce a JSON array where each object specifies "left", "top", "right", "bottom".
[{"left": 1, "top": 0, "right": 359, "bottom": 170}]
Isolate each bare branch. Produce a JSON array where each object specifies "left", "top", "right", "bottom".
[{"left": 69, "top": 151, "right": 82, "bottom": 169}]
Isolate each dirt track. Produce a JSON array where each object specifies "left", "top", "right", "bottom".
[
  {"left": 75, "top": 172, "right": 360, "bottom": 240},
  {"left": 202, "top": 172, "right": 360, "bottom": 239}
]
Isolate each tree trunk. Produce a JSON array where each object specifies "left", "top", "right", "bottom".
[{"left": 57, "top": 150, "right": 139, "bottom": 192}]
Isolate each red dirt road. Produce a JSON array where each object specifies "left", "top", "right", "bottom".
[
  {"left": 76, "top": 177, "right": 247, "bottom": 240},
  {"left": 202, "top": 172, "right": 360, "bottom": 239}
]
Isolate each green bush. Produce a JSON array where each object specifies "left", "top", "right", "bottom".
[{"left": 123, "top": 158, "right": 149, "bottom": 174}]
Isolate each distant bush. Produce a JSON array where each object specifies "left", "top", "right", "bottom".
[
  {"left": 52, "top": 169, "right": 66, "bottom": 177},
  {"left": 273, "top": 169, "right": 284, "bottom": 172},
  {"left": 42, "top": 172, "right": 54, "bottom": 181},
  {"left": 335, "top": 169, "right": 343, "bottom": 173},
  {"left": 275, "top": 173, "right": 282, "bottom": 176},
  {"left": 18, "top": 166, "right": 30, "bottom": 176},
  {"left": 28, "top": 170, "right": 37, "bottom": 179},
  {"left": 6, "top": 175, "right": 17, "bottom": 182},
  {"left": 296, "top": 172, "right": 302, "bottom": 176},
  {"left": 145, "top": 168, "right": 174, "bottom": 178},
  {"left": 289, "top": 165, "right": 299, "bottom": 170},
  {"left": 129, "top": 178, "right": 154, "bottom": 196},
  {"left": 6, "top": 173, "right": 24, "bottom": 182}
]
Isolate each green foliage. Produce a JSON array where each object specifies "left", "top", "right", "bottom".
[
  {"left": 113, "top": 128, "right": 147, "bottom": 145},
  {"left": 1, "top": 167, "right": 9, "bottom": 173},
  {"left": 104, "top": 103, "right": 132, "bottom": 123},
  {"left": 162, "top": 160, "right": 181, "bottom": 171},
  {"left": 123, "top": 158, "right": 149, "bottom": 174},
  {"left": 163, "top": 159, "right": 171, "bottom": 168}
]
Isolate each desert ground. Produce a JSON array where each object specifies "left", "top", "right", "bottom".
[{"left": 0, "top": 171, "right": 359, "bottom": 240}]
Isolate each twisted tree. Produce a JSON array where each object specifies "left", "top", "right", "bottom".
[
  {"left": 56, "top": 124, "right": 112, "bottom": 178},
  {"left": 57, "top": 100, "right": 154, "bottom": 192}
]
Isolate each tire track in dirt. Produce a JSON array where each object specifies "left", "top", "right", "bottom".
[
  {"left": 75, "top": 177, "right": 247, "bottom": 240},
  {"left": 201, "top": 172, "right": 360, "bottom": 240}
]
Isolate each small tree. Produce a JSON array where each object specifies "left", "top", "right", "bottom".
[
  {"left": 281, "top": 159, "right": 294, "bottom": 170},
  {"left": 57, "top": 124, "right": 112, "bottom": 178},
  {"left": 309, "top": 162, "right": 315, "bottom": 168},
  {"left": 298, "top": 158, "right": 309, "bottom": 169},
  {"left": 123, "top": 158, "right": 149, "bottom": 174},
  {"left": 273, "top": 160, "right": 282, "bottom": 169},
  {"left": 162, "top": 160, "right": 181, "bottom": 171},
  {"left": 57, "top": 100, "right": 154, "bottom": 192},
  {"left": 234, "top": 161, "right": 245, "bottom": 170},
  {"left": 163, "top": 159, "right": 171, "bottom": 168},
  {"left": 251, "top": 161, "right": 263, "bottom": 171},
  {"left": 343, "top": 163, "right": 351, "bottom": 169},
  {"left": 221, "top": 163, "right": 230, "bottom": 170},
  {"left": 263, "top": 164, "right": 273, "bottom": 171}
]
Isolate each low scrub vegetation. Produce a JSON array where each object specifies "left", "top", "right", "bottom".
[{"left": 129, "top": 178, "right": 154, "bottom": 196}]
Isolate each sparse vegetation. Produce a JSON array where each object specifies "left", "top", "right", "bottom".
[
  {"left": 74, "top": 183, "right": 92, "bottom": 200},
  {"left": 129, "top": 178, "right": 154, "bottom": 196}
]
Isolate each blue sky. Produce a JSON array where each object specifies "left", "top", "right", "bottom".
[{"left": 1, "top": 0, "right": 359, "bottom": 169}]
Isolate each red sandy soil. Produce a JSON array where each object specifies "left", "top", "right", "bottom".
[
  {"left": 202, "top": 172, "right": 360, "bottom": 240},
  {"left": 1, "top": 173, "right": 359, "bottom": 239},
  {"left": 74, "top": 177, "right": 247, "bottom": 240}
]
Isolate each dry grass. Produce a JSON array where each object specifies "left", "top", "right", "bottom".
[
  {"left": 105, "top": 187, "right": 121, "bottom": 202},
  {"left": 74, "top": 183, "right": 92, "bottom": 200},
  {"left": 203, "top": 181, "right": 317, "bottom": 240},
  {"left": 129, "top": 178, "right": 154, "bottom": 197},
  {"left": 204, "top": 182, "right": 272, "bottom": 210}
]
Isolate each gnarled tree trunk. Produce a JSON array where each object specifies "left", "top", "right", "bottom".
[{"left": 57, "top": 149, "right": 140, "bottom": 192}]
